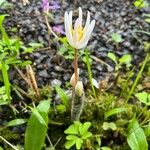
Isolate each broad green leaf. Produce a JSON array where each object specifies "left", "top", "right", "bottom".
[
  {"left": 65, "top": 140, "right": 76, "bottom": 149},
  {"left": 6, "top": 118, "right": 27, "bottom": 127},
  {"left": 81, "top": 132, "right": 92, "bottom": 139},
  {"left": 105, "top": 107, "right": 126, "bottom": 118},
  {"left": 55, "top": 86, "right": 69, "bottom": 107},
  {"left": 107, "top": 52, "right": 118, "bottom": 64},
  {"left": 119, "top": 54, "right": 132, "bottom": 65},
  {"left": 25, "top": 100, "right": 50, "bottom": 150},
  {"left": 79, "top": 122, "right": 91, "bottom": 135},
  {"left": 111, "top": 32, "right": 123, "bottom": 43},
  {"left": 76, "top": 138, "right": 83, "bottom": 150},
  {"left": 144, "top": 123, "right": 150, "bottom": 137},
  {"left": 135, "top": 92, "right": 150, "bottom": 105},
  {"left": 29, "top": 107, "right": 47, "bottom": 127},
  {"left": 66, "top": 135, "right": 78, "bottom": 140},
  {"left": 127, "top": 118, "right": 148, "bottom": 150},
  {"left": 64, "top": 122, "right": 80, "bottom": 135}
]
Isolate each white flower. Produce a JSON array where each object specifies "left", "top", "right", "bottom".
[{"left": 64, "top": 7, "right": 95, "bottom": 49}]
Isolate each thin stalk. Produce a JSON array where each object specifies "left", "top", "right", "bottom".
[
  {"left": 0, "top": 136, "right": 19, "bottom": 150},
  {"left": 120, "top": 67, "right": 134, "bottom": 98},
  {"left": 44, "top": 15, "right": 58, "bottom": 44},
  {"left": 46, "top": 134, "right": 55, "bottom": 150},
  {"left": 126, "top": 52, "right": 150, "bottom": 102},
  {"left": 85, "top": 49, "right": 96, "bottom": 97},
  {"left": 74, "top": 48, "right": 78, "bottom": 85}
]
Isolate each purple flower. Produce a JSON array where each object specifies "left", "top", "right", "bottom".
[
  {"left": 42, "top": 0, "right": 49, "bottom": 13},
  {"left": 49, "top": 1, "right": 60, "bottom": 10},
  {"left": 52, "top": 25, "right": 65, "bottom": 35}
]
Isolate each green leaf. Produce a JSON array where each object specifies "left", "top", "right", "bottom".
[
  {"left": 95, "top": 135, "right": 101, "bottom": 146},
  {"left": 111, "top": 32, "right": 123, "bottom": 43},
  {"left": 6, "top": 119, "right": 27, "bottom": 127},
  {"left": 56, "top": 104, "right": 66, "bottom": 113},
  {"left": 23, "top": 47, "right": 34, "bottom": 53},
  {"left": 102, "top": 122, "right": 117, "bottom": 131},
  {"left": 55, "top": 86, "right": 69, "bottom": 107},
  {"left": 0, "top": 146, "right": 4, "bottom": 150},
  {"left": 28, "top": 42, "right": 43, "bottom": 49},
  {"left": 66, "top": 135, "right": 78, "bottom": 140},
  {"left": 107, "top": 52, "right": 118, "bottom": 64},
  {"left": 135, "top": 92, "right": 150, "bottom": 105},
  {"left": 64, "top": 122, "right": 80, "bottom": 135},
  {"left": 19, "top": 60, "right": 32, "bottom": 67},
  {"left": 144, "top": 123, "right": 150, "bottom": 137},
  {"left": 79, "top": 122, "right": 91, "bottom": 135},
  {"left": 133, "top": 0, "right": 149, "bottom": 8},
  {"left": 1, "top": 61, "right": 10, "bottom": 100},
  {"left": 29, "top": 107, "right": 47, "bottom": 127},
  {"left": 81, "top": 132, "right": 92, "bottom": 139},
  {"left": 127, "top": 118, "right": 148, "bottom": 150},
  {"left": 0, "top": 15, "right": 10, "bottom": 48},
  {"left": 101, "top": 147, "right": 112, "bottom": 150},
  {"left": 105, "top": 107, "right": 126, "bottom": 118},
  {"left": 76, "top": 138, "right": 83, "bottom": 150},
  {"left": 65, "top": 140, "right": 76, "bottom": 149},
  {"left": 119, "top": 54, "right": 132, "bottom": 66},
  {"left": 25, "top": 100, "right": 50, "bottom": 150},
  {"left": 145, "top": 18, "right": 150, "bottom": 23}
]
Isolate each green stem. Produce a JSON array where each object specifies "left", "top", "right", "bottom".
[
  {"left": 126, "top": 52, "right": 149, "bottom": 102},
  {"left": 85, "top": 49, "right": 96, "bottom": 97},
  {"left": 0, "top": 136, "right": 19, "bottom": 150},
  {"left": 120, "top": 67, "right": 134, "bottom": 98}
]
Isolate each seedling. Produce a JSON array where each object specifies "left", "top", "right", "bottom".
[
  {"left": 135, "top": 92, "right": 150, "bottom": 105},
  {"left": 107, "top": 52, "right": 132, "bottom": 71},
  {"left": 111, "top": 32, "right": 123, "bottom": 48},
  {"left": 64, "top": 121, "right": 92, "bottom": 150}
]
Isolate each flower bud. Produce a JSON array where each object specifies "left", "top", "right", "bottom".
[
  {"left": 70, "top": 68, "right": 79, "bottom": 87},
  {"left": 75, "top": 81, "right": 83, "bottom": 97}
]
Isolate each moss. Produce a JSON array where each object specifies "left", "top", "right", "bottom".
[{"left": 0, "top": 127, "right": 21, "bottom": 150}]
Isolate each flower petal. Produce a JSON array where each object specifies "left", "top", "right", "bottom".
[
  {"left": 64, "top": 11, "right": 73, "bottom": 46},
  {"left": 78, "top": 20, "right": 95, "bottom": 49},
  {"left": 69, "top": 11, "right": 73, "bottom": 27},
  {"left": 84, "top": 11, "right": 90, "bottom": 31},
  {"left": 73, "top": 18, "right": 80, "bottom": 48},
  {"left": 78, "top": 7, "right": 82, "bottom": 27}
]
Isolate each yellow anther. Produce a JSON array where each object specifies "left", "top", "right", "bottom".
[{"left": 77, "top": 26, "right": 84, "bottom": 41}]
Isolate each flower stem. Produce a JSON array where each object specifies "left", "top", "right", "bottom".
[{"left": 74, "top": 48, "right": 78, "bottom": 85}]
